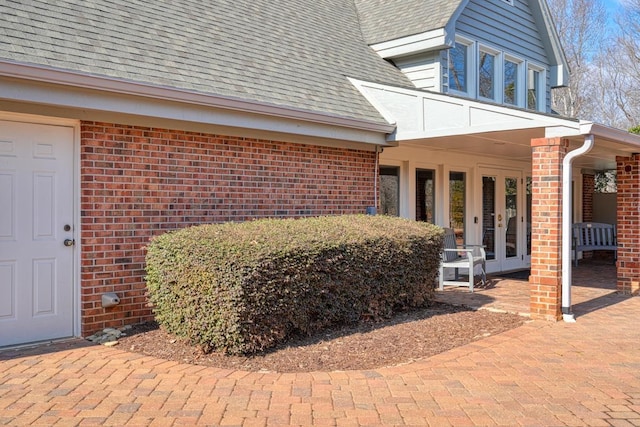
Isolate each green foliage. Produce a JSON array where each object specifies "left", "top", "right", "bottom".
[
  {"left": 145, "top": 215, "right": 443, "bottom": 355},
  {"left": 629, "top": 125, "right": 640, "bottom": 135}
]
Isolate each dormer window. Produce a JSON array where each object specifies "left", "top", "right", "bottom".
[
  {"left": 479, "top": 46, "right": 499, "bottom": 101},
  {"left": 445, "top": 36, "right": 546, "bottom": 112},
  {"left": 504, "top": 57, "right": 521, "bottom": 106},
  {"left": 447, "top": 36, "right": 475, "bottom": 97},
  {"left": 448, "top": 42, "right": 470, "bottom": 93},
  {"left": 527, "top": 64, "right": 544, "bottom": 110}
]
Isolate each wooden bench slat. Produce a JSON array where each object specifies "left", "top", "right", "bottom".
[{"left": 572, "top": 222, "right": 617, "bottom": 266}]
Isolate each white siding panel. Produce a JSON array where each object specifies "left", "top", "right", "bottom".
[{"left": 395, "top": 52, "right": 442, "bottom": 91}]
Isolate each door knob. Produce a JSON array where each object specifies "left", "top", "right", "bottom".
[{"left": 64, "top": 239, "right": 75, "bottom": 247}]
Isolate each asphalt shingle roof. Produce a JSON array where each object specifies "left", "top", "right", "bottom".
[
  {"left": 1, "top": 0, "right": 415, "bottom": 125},
  {"left": 354, "top": 0, "right": 465, "bottom": 45}
]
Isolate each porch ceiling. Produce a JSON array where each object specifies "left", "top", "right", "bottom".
[{"left": 401, "top": 126, "right": 640, "bottom": 171}]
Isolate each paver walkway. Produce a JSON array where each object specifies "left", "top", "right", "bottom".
[{"left": 2, "top": 262, "right": 639, "bottom": 426}]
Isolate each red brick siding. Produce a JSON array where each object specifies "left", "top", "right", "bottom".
[
  {"left": 582, "top": 173, "right": 594, "bottom": 222},
  {"left": 529, "top": 137, "right": 568, "bottom": 321},
  {"left": 581, "top": 173, "right": 595, "bottom": 260},
  {"left": 616, "top": 155, "right": 640, "bottom": 295},
  {"left": 80, "top": 122, "right": 377, "bottom": 335}
]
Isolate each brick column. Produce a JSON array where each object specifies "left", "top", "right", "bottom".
[
  {"left": 616, "top": 154, "right": 640, "bottom": 295},
  {"left": 582, "top": 172, "right": 594, "bottom": 222},
  {"left": 529, "top": 137, "right": 568, "bottom": 320},
  {"left": 581, "top": 171, "right": 595, "bottom": 260}
]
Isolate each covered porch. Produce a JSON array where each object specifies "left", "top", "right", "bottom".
[
  {"left": 435, "top": 258, "right": 622, "bottom": 318},
  {"left": 353, "top": 79, "right": 640, "bottom": 321}
]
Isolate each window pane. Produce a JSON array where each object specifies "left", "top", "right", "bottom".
[
  {"left": 449, "top": 172, "right": 466, "bottom": 245},
  {"left": 479, "top": 51, "right": 495, "bottom": 99},
  {"left": 448, "top": 43, "right": 467, "bottom": 92},
  {"left": 505, "top": 177, "right": 518, "bottom": 258},
  {"left": 527, "top": 68, "right": 540, "bottom": 110},
  {"left": 379, "top": 166, "right": 399, "bottom": 216},
  {"left": 504, "top": 60, "right": 518, "bottom": 105},
  {"left": 482, "top": 176, "right": 496, "bottom": 260},
  {"left": 416, "top": 169, "right": 435, "bottom": 223}
]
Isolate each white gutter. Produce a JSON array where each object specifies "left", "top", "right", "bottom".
[
  {"left": 0, "top": 60, "right": 396, "bottom": 134},
  {"left": 561, "top": 134, "right": 594, "bottom": 322}
]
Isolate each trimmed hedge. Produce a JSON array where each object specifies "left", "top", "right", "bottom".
[{"left": 145, "top": 215, "right": 443, "bottom": 355}]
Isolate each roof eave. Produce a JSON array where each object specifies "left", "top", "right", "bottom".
[
  {"left": 0, "top": 60, "right": 396, "bottom": 135},
  {"left": 530, "top": 0, "right": 571, "bottom": 87},
  {"left": 370, "top": 27, "right": 453, "bottom": 59},
  {"left": 581, "top": 122, "right": 640, "bottom": 147}
]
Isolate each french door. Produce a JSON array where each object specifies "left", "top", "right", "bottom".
[{"left": 481, "top": 169, "right": 525, "bottom": 273}]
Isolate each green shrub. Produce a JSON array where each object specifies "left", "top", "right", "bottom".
[{"left": 145, "top": 215, "right": 443, "bottom": 355}]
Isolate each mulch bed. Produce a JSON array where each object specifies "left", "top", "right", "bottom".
[{"left": 117, "top": 302, "right": 526, "bottom": 372}]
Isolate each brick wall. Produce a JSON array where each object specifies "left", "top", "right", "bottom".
[
  {"left": 529, "top": 137, "right": 568, "bottom": 320},
  {"left": 581, "top": 173, "right": 595, "bottom": 260},
  {"left": 582, "top": 173, "right": 594, "bottom": 222},
  {"left": 80, "top": 122, "right": 377, "bottom": 335},
  {"left": 616, "top": 154, "right": 640, "bottom": 295}
]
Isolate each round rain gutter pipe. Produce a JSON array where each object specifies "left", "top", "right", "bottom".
[{"left": 561, "top": 134, "right": 594, "bottom": 322}]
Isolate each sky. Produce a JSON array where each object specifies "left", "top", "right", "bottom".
[{"left": 602, "top": 0, "right": 623, "bottom": 31}]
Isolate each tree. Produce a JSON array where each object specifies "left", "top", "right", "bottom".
[
  {"left": 547, "top": 0, "right": 608, "bottom": 119},
  {"left": 609, "top": 0, "right": 640, "bottom": 128}
]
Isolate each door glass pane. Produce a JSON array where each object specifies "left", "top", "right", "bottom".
[
  {"left": 505, "top": 177, "right": 518, "bottom": 258},
  {"left": 379, "top": 166, "right": 399, "bottom": 216},
  {"left": 526, "top": 177, "right": 532, "bottom": 255},
  {"left": 482, "top": 176, "right": 496, "bottom": 260},
  {"left": 449, "top": 171, "right": 465, "bottom": 245},
  {"left": 416, "top": 169, "right": 435, "bottom": 223}
]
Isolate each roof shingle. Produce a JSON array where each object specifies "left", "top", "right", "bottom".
[
  {"left": 354, "top": 0, "right": 465, "bottom": 45},
  {"left": 1, "top": 0, "right": 414, "bottom": 125}
]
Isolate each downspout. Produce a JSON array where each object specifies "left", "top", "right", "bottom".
[{"left": 561, "top": 134, "right": 594, "bottom": 322}]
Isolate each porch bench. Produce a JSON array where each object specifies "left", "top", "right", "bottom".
[
  {"left": 439, "top": 228, "right": 486, "bottom": 292},
  {"left": 572, "top": 222, "right": 617, "bottom": 267}
]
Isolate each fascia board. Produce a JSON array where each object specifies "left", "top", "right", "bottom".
[
  {"left": 370, "top": 28, "right": 450, "bottom": 59},
  {"left": 0, "top": 76, "right": 394, "bottom": 147},
  {"left": 0, "top": 60, "right": 396, "bottom": 135},
  {"left": 581, "top": 122, "right": 640, "bottom": 147}
]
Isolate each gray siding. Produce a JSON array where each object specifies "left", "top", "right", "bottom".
[
  {"left": 456, "top": 0, "right": 552, "bottom": 111},
  {"left": 394, "top": 52, "right": 445, "bottom": 91}
]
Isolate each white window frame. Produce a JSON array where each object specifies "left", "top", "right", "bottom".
[
  {"left": 447, "top": 35, "right": 476, "bottom": 98},
  {"left": 503, "top": 54, "right": 524, "bottom": 107},
  {"left": 526, "top": 62, "right": 546, "bottom": 111},
  {"left": 477, "top": 44, "right": 502, "bottom": 102}
]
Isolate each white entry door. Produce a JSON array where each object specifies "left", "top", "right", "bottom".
[
  {"left": 481, "top": 169, "right": 525, "bottom": 273},
  {"left": 0, "top": 120, "right": 75, "bottom": 347}
]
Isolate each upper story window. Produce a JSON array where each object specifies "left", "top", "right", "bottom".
[
  {"left": 504, "top": 57, "right": 521, "bottom": 106},
  {"left": 479, "top": 47, "right": 499, "bottom": 100},
  {"left": 448, "top": 42, "right": 470, "bottom": 93},
  {"left": 446, "top": 36, "right": 546, "bottom": 112},
  {"left": 527, "top": 64, "right": 544, "bottom": 110}
]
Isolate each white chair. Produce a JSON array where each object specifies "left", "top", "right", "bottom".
[{"left": 439, "top": 228, "right": 486, "bottom": 292}]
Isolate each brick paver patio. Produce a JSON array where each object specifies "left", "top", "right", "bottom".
[{"left": 1, "top": 260, "right": 639, "bottom": 426}]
